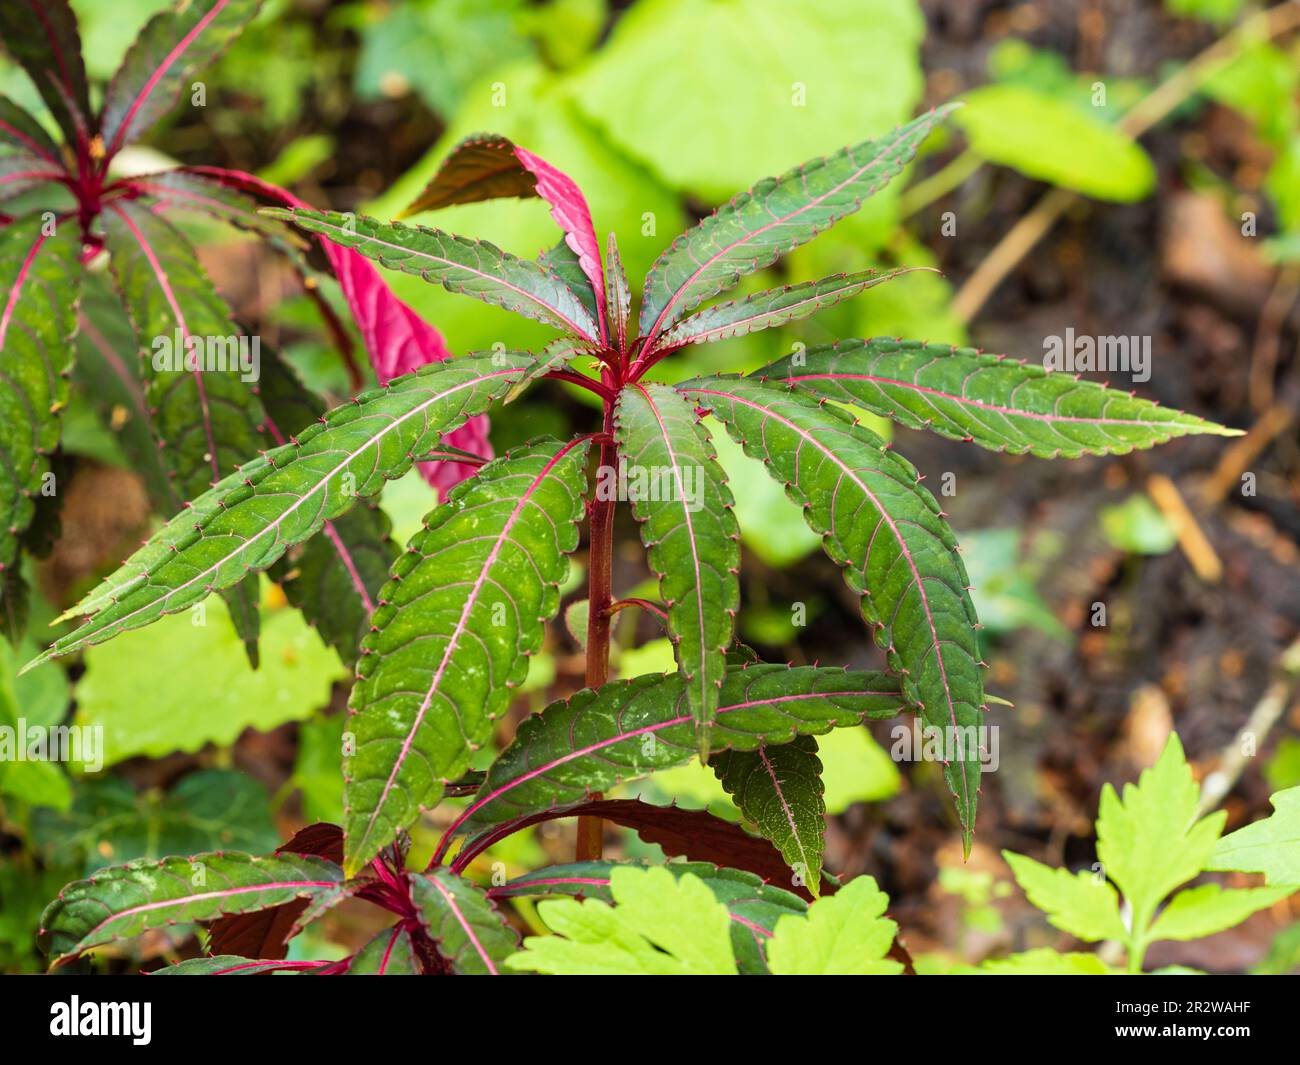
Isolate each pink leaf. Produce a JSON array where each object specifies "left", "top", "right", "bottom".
[{"left": 183, "top": 165, "right": 488, "bottom": 495}]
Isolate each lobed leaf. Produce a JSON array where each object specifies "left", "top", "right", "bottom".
[
  {"left": 1207, "top": 786, "right": 1300, "bottom": 887},
  {"left": 657, "top": 269, "right": 924, "bottom": 351},
  {"left": 25, "top": 351, "right": 532, "bottom": 670},
  {"left": 410, "top": 868, "right": 519, "bottom": 975},
  {"left": 491, "top": 859, "right": 806, "bottom": 975},
  {"left": 614, "top": 383, "right": 740, "bottom": 754},
  {"left": 711, "top": 736, "right": 826, "bottom": 896},
  {"left": 639, "top": 106, "right": 954, "bottom": 347},
  {"left": 680, "top": 376, "right": 984, "bottom": 851},
  {"left": 756, "top": 338, "right": 1240, "bottom": 458},
  {"left": 39, "top": 851, "right": 348, "bottom": 966},
  {"left": 100, "top": 0, "right": 263, "bottom": 161},
  {"left": 267, "top": 208, "right": 600, "bottom": 341},
  {"left": 1003, "top": 851, "right": 1127, "bottom": 942},
  {"left": 458, "top": 664, "right": 905, "bottom": 835},
  {"left": 765, "top": 875, "right": 902, "bottom": 975},
  {"left": 0, "top": 216, "right": 81, "bottom": 615},
  {"left": 1147, "top": 883, "right": 1293, "bottom": 943},
  {"left": 0, "top": 0, "right": 91, "bottom": 148},
  {"left": 344, "top": 438, "right": 590, "bottom": 873}
]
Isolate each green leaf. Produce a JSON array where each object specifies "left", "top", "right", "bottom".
[
  {"left": 460, "top": 664, "right": 905, "bottom": 835},
  {"left": 151, "top": 955, "right": 310, "bottom": 975},
  {"left": 345, "top": 438, "right": 590, "bottom": 872},
  {"left": 765, "top": 874, "right": 902, "bottom": 975},
  {"left": 1095, "top": 734, "right": 1225, "bottom": 927},
  {"left": 40, "top": 851, "right": 348, "bottom": 966},
  {"left": 538, "top": 239, "right": 600, "bottom": 326},
  {"left": 0, "top": 95, "right": 62, "bottom": 163},
  {"left": 1003, "top": 851, "right": 1127, "bottom": 941},
  {"left": 99, "top": 0, "right": 263, "bottom": 160},
  {"left": 507, "top": 865, "right": 737, "bottom": 975},
  {"left": 638, "top": 106, "right": 953, "bottom": 347},
  {"left": 712, "top": 736, "right": 826, "bottom": 896},
  {"left": 71, "top": 592, "right": 345, "bottom": 767},
  {"left": 32, "top": 770, "right": 279, "bottom": 875},
  {"left": 492, "top": 859, "right": 807, "bottom": 975},
  {"left": 410, "top": 867, "right": 519, "bottom": 975},
  {"left": 955, "top": 84, "right": 1156, "bottom": 202},
  {"left": 345, "top": 926, "right": 420, "bottom": 975},
  {"left": 682, "top": 376, "right": 983, "bottom": 851},
  {"left": 0, "top": 0, "right": 91, "bottom": 147},
  {"left": 604, "top": 232, "right": 630, "bottom": 353},
  {"left": 1207, "top": 786, "right": 1300, "bottom": 886},
  {"left": 503, "top": 337, "right": 596, "bottom": 403},
  {"left": 976, "top": 949, "right": 1112, "bottom": 975},
  {"left": 27, "top": 351, "right": 530, "bottom": 669},
  {"left": 614, "top": 383, "right": 739, "bottom": 754},
  {"left": 268, "top": 208, "right": 599, "bottom": 340},
  {"left": 0, "top": 216, "right": 81, "bottom": 611},
  {"left": 1148, "top": 883, "right": 1293, "bottom": 942},
  {"left": 757, "top": 339, "right": 1239, "bottom": 458},
  {"left": 657, "top": 269, "right": 921, "bottom": 350}
]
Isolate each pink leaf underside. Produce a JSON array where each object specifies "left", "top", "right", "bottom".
[{"left": 184, "top": 166, "right": 488, "bottom": 495}]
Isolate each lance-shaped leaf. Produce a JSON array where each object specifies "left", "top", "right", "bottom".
[
  {"left": 639, "top": 106, "right": 954, "bottom": 347},
  {"left": 656, "top": 269, "right": 925, "bottom": 351},
  {"left": 605, "top": 232, "right": 630, "bottom": 354},
  {"left": 504, "top": 337, "right": 597, "bottom": 404},
  {"left": 344, "top": 438, "right": 590, "bottom": 873},
  {"left": 757, "top": 338, "right": 1240, "bottom": 458},
  {"left": 711, "top": 736, "right": 827, "bottom": 897},
  {"left": 0, "top": 0, "right": 90, "bottom": 149},
  {"left": 99, "top": 0, "right": 263, "bottom": 161},
  {"left": 457, "top": 664, "right": 904, "bottom": 836},
  {"left": 151, "top": 955, "right": 314, "bottom": 975},
  {"left": 0, "top": 154, "right": 66, "bottom": 202},
  {"left": 267, "top": 208, "right": 599, "bottom": 341},
  {"left": 258, "top": 352, "right": 399, "bottom": 664},
  {"left": 0, "top": 96, "right": 62, "bottom": 164},
  {"left": 539, "top": 238, "right": 600, "bottom": 326},
  {"left": 0, "top": 216, "right": 80, "bottom": 604},
  {"left": 680, "top": 377, "right": 984, "bottom": 852},
  {"left": 25, "top": 351, "right": 531, "bottom": 670},
  {"left": 399, "top": 134, "right": 606, "bottom": 335},
  {"left": 614, "top": 383, "right": 739, "bottom": 755},
  {"left": 410, "top": 868, "right": 519, "bottom": 975},
  {"left": 39, "top": 851, "right": 348, "bottom": 967},
  {"left": 491, "top": 860, "right": 807, "bottom": 975},
  {"left": 346, "top": 926, "right": 420, "bottom": 975}
]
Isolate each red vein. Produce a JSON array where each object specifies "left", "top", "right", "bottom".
[
  {"left": 428, "top": 875, "right": 498, "bottom": 975},
  {"left": 0, "top": 228, "right": 47, "bottom": 349}
]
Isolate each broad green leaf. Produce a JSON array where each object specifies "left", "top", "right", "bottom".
[
  {"left": 614, "top": 383, "right": 739, "bottom": 754},
  {"left": 0, "top": 0, "right": 91, "bottom": 147},
  {"left": 267, "top": 208, "right": 599, "bottom": 340},
  {"left": 976, "top": 949, "right": 1112, "bottom": 975},
  {"left": 955, "top": 84, "right": 1156, "bottom": 202},
  {"left": 638, "top": 106, "right": 953, "bottom": 347},
  {"left": 71, "top": 592, "right": 345, "bottom": 766},
  {"left": 410, "top": 868, "right": 519, "bottom": 975},
  {"left": 604, "top": 232, "right": 630, "bottom": 353},
  {"left": 151, "top": 955, "right": 309, "bottom": 975},
  {"left": 493, "top": 859, "right": 807, "bottom": 975},
  {"left": 100, "top": 0, "right": 263, "bottom": 160},
  {"left": 258, "top": 351, "right": 399, "bottom": 664},
  {"left": 658, "top": 269, "right": 921, "bottom": 350},
  {"left": 571, "top": 0, "right": 924, "bottom": 203},
  {"left": 346, "top": 926, "right": 420, "bottom": 975},
  {"left": 460, "top": 664, "right": 905, "bottom": 834},
  {"left": 40, "top": 851, "right": 347, "bottom": 966},
  {"left": 766, "top": 874, "right": 902, "bottom": 975},
  {"left": 0, "top": 217, "right": 81, "bottom": 613},
  {"left": 507, "top": 865, "right": 737, "bottom": 975},
  {"left": 1003, "top": 851, "right": 1127, "bottom": 942},
  {"left": 1148, "top": 883, "right": 1293, "bottom": 942},
  {"left": 27, "top": 351, "right": 531, "bottom": 669},
  {"left": 682, "top": 377, "right": 983, "bottom": 851},
  {"left": 345, "top": 438, "right": 590, "bottom": 872},
  {"left": 1096, "top": 734, "right": 1225, "bottom": 927},
  {"left": 0, "top": 627, "right": 72, "bottom": 810},
  {"left": 712, "top": 736, "right": 826, "bottom": 896},
  {"left": 32, "top": 770, "right": 278, "bottom": 875},
  {"left": 1207, "top": 786, "right": 1300, "bottom": 886},
  {"left": 757, "top": 339, "right": 1239, "bottom": 458}
]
